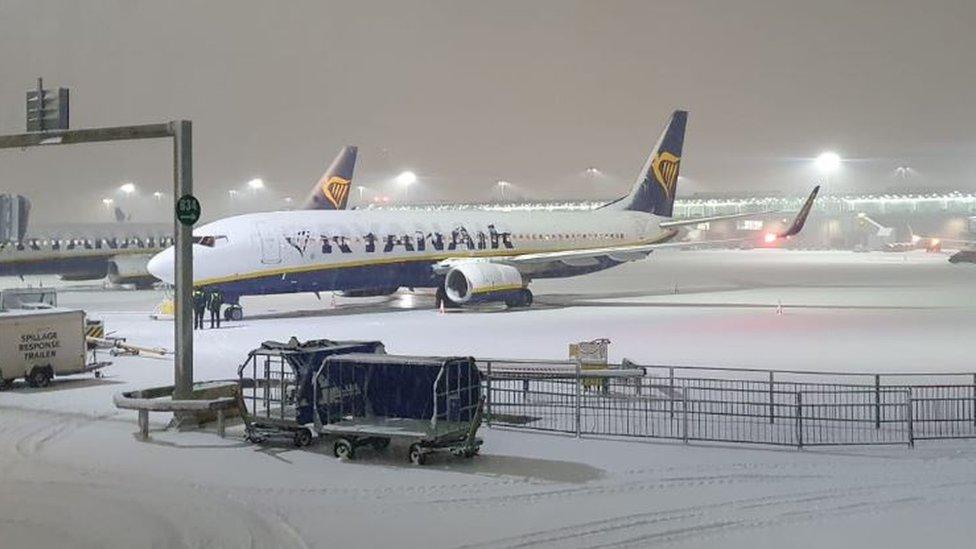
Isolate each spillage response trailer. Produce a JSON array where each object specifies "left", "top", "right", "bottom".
[{"left": 0, "top": 307, "right": 108, "bottom": 388}]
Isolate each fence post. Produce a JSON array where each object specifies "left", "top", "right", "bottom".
[
  {"left": 575, "top": 359, "right": 582, "bottom": 439},
  {"left": 486, "top": 361, "right": 492, "bottom": 427},
  {"left": 907, "top": 389, "right": 914, "bottom": 448},
  {"left": 669, "top": 367, "right": 675, "bottom": 419},
  {"left": 874, "top": 374, "right": 881, "bottom": 430},
  {"left": 795, "top": 392, "right": 803, "bottom": 449},
  {"left": 682, "top": 391, "right": 689, "bottom": 444},
  {"left": 768, "top": 371, "right": 775, "bottom": 424}
]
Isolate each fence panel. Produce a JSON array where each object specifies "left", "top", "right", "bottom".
[
  {"left": 479, "top": 359, "right": 976, "bottom": 448},
  {"left": 911, "top": 385, "right": 976, "bottom": 440}
]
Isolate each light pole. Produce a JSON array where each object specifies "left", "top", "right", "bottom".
[{"left": 396, "top": 171, "right": 416, "bottom": 202}]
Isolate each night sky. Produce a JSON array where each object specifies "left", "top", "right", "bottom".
[{"left": 2, "top": 0, "right": 975, "bottom": 223}]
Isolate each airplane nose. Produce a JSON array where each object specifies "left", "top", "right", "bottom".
[{"left": 147, "top": 248, "right": 175, "bottom": 284}]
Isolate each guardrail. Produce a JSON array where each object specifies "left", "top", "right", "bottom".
[{"left": 478, "top": 359, "right": 976, "bottom": 448}]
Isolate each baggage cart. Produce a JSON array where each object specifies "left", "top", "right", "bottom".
[
  {"left": 312, "top": 354, "right": 485, "bottom": 465},
  {"left": 237, "top": 338, "right": 385, "bottom": 446}
]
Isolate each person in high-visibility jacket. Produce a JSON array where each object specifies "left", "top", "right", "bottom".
[
  {"left": 208, "top": 289, "right": 224, "bottom": 329},
  {"left": 192, "top": 289, "right": 207, "bottom": 330}
]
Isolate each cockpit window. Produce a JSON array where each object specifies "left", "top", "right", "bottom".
[{"left": 192, "top": 235, "right": 227, "bottom": 247}]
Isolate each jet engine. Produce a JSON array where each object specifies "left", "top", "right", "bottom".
[
  {"left": 106, "top": 254, "right": 156, "bottom": 287},
  {"left": 443, "top": 263, "right": 530, "bottom": 306}
]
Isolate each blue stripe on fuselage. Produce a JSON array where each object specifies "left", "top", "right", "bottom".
[{"left": 204, "top": 255, "right": 628, "bottom": 302}]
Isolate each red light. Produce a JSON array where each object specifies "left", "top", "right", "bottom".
[{"left": 764, "top": 233, "right": 777, "bottom": 244}]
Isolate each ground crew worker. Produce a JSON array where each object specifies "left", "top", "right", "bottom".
[
  {"left": 208, "top": 289, "right": 224, "bottom": 329},
  {"left": 192, "top": 289, "right": 206, "bottom": 330}
]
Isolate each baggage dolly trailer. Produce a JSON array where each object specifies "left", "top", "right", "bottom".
[
  {"left": 237, "top": 338, "right": 385, "bottom": 447},
  {"left": 312, "top": 354, "right": 485, "bottom": 465}
]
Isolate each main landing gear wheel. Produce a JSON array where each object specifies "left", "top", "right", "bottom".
[
  {"left": 334, "top": 438, "right": 355, "bottom": 460},
  {"left": 505, "top": 289, "right": 533, "bottom": 308},
  {"left": 224, "top": 305, "right": 244, "bottom": 321},
  {"left": 435, "top": 287, "right": 460, "bottom": 310}
]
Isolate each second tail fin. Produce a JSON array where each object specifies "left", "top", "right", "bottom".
[
  {"left": 605, "top": 110, "right": 688, "bottom": 217},
  {"left": 303, "top": 145, "right": 358, "bottom": 210}
]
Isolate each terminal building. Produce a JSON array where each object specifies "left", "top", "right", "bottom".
[{"left": 372, "top": 190, "right": 976, "bottom": 250}]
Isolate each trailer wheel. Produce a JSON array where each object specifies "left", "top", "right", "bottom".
[
  {"left": 408, "top": 443, "right": 426, "bottom": 465},
  {"left": 293, "top": 428, "right": 312, "bottom": 448},
  {"left": 334, "top": 438, "right": 355, "bottom": 460},
  {"left": 27, "top": 368, "right": 52, "bottom": 388}
]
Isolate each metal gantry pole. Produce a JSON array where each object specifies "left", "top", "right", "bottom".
[{"left": 172, "top": 120, "right": 194, "bottom": 401}]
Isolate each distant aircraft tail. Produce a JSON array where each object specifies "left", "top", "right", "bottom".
[
  {"left": 303, "top": 145, "right": 358, "bottom": 210},
  {"left": 604, "top": 110, "right": 688, "bottom": 217},
  {"left": 775, "top": 186, "right": 820, "bottom": 238}
]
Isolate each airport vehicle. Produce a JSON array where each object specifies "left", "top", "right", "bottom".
[
  {"left": 0, "top": 287, "right": 57, "bottom": 311},
  {"left": 312, "top": 354, "right": 484, "bottom": 465},
  {"left": 0, "top": 307, "right": 107, "bottom": 388},
  {"left": 948, "top": 249, "right": 976, "bottom": 264},
  {"left": 148, "top": 111, "right": 819, "bottom": 316},
  {"left": 0, "top": 147, "right": 356, "bottom": 288}
]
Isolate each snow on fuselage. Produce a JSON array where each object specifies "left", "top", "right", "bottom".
[{"left": 148, "top": 208, "right": 666, "bottom": 299}]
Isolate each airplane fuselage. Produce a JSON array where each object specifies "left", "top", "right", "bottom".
[{"left": 156, "top": 208, "right": 671, "bottom": 302}]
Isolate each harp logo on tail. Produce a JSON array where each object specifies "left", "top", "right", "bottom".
[
  {"left": 322, "top": 176, "right": 351, "bottom": 209},
  {"left": 651, "top": 151, "right": 680, "bottom": 199}
]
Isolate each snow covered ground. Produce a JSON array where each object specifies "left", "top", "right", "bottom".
[{"left": 1, "top": 249, "right": 975, "bottom": 548}]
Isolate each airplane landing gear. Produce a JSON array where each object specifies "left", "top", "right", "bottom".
[
  {"left": 435, "top": 287, "right": 460, "bottom": 310},
  {"left": 224, "top": 304, "right": 244, "bottom": 321},
  {"left": 505, "top": 289, "right": 533, "bottom": 308}
]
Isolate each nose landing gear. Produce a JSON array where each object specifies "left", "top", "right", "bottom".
[{"left": 223, "top": 304, "right": 244, "bottom": 321}]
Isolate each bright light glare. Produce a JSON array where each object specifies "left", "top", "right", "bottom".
[
  {"left": 102, "top": 198, "right": 114, "bottom": 206},
  {"left": 395, "top": 171, "right": 417, "bottom": 185},
  {"left": 247, "top": 178, "right": 265, "bottom": 190},
  {"left": 497, "top": 180, "right": 510, "bottom": 187},
  {"left": 119, "top": 182, "right": 136, "bottom": 194},
  {"left": 814, "top": 152, "right": 841, "bottom": 173},
  {"left": 152, "top": 191, "right": 164, "bottom": 199},
  {"left": 764, "top": 232, "right": 778, "bottom": 244},
  {"left": 228, "top": 189, "right": 238, "bottom": 197}
]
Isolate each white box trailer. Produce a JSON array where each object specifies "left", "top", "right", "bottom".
[{"left": 0, "top": 307, "right": 104, "bottom": 388}]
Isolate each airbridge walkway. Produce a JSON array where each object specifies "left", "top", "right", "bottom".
[{"left": 479, "top": 359, "right": 976, "bottom": 448}]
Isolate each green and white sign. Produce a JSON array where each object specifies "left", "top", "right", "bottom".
[{"left": 176, "top": 194, "right": 201, "bottom": 226}]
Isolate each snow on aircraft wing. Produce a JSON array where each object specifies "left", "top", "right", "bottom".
[{"left": 432, "top": 186, "right": 820, "bottom": 275}]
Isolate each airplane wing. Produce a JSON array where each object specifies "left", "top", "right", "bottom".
[{"left": 434, "top": 186, "right": 820, "bottom": 275}]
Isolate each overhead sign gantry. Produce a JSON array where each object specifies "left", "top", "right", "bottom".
[{"left": 0, "top": 79, "right": 196, "bottom": 402}]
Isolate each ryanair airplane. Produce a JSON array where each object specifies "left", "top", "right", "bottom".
[{"left": 148, "top": 111, "right": 819, "bottom": 320}]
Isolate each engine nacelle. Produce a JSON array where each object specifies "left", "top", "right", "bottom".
[
  {"left": 107, "top": 254, "right": 155, "bottom": 286},
  {"left": 444, "top": 263, "right": 525, "bottom": 304}
]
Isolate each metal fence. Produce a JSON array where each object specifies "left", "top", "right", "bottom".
[{"left": 479, "top": 359, "right": 976, "bottom": 448}]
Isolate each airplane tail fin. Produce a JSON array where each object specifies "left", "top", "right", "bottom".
[
  {"left": 776, "top": 186, "right": 820, "bottom": 238},
  {"left": 303, "top": 145, "right": 358, "bottom": 210},
  {"left": 605, "top": 110, "right": 688, "bottom": 217}
]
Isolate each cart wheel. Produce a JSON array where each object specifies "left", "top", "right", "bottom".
[
  {"left": 27, "top": 368, "right": 51, "bottom": 388},
  {"left": 334, "top": 438, "right": 355, "bottom": 460},
  {"left": 371, "top": 438, "right": 390, "bottom": 452},
  {"left": 293, "top": 428, "right": 312, "bottom": 448},
  {"left": 408, "top": 444, "right": 426, "bottom": 466}
]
